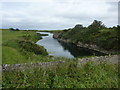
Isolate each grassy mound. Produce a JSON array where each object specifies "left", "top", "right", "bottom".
[
  {"left": 18, "top": 40, "right": 48, "bottom": 55},
  {"left": 2, "top": 46, "right": 26, "bottom": 64}
]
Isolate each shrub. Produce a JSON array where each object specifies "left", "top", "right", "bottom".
[
  {"left": 18, "top": 40, "right": 48, "bottom": 55},
  {"left": 9, "top": 28, "right": 19, "bottom": 31}
]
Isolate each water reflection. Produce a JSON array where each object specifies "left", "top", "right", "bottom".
[
  {"left": 58, "top": 41, "right": 105, "bottom": 58},
  {"left": 36, "top": 32, "right": 105, "bottom": 58}
]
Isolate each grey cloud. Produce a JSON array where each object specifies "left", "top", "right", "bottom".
[{"left": 1, "top": 0, "right": 118, "bottom": 30}]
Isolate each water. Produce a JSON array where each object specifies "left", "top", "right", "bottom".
[{"left": 36, "top": 32, "right": 105, "bottom": 58}]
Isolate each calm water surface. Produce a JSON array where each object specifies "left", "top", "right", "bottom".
[{"left": 36, "top": 32, "right": 105, "bottom": 58}]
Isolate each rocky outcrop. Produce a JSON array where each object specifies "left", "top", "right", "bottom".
[
  {"left": 78, "top": 55, "right": 119, "bottom": 66},
  {"left": 76, "top": 42, "right": 113, "bottom": 54},
  {"left": 53, "top": 32, "right": 62, "bottom": 39}
]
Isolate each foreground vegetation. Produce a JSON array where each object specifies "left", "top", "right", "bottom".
[
  {"left": 55, "top": 20, "right": 120, "bottom": 52},
  {"left": 2, "top": 61, "right": 119, "bottom": 88}
]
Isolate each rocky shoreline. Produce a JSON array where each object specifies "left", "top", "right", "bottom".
[{"left": 53, "top": 32, "right": 118, "bottom": 55}]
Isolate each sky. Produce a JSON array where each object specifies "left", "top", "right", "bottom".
[{"left": 0, "top": 0, "right": 119, "bottom": 30}]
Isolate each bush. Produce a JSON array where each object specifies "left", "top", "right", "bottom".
[
  {"left": 18, "top": 40, "right": 48, "bottom": 55},
  {"left": 88, "top": 20, "right": 106, "bottom": 31},
  {"left": 9, "top": 28, "right": 19, "bottom": 31}
]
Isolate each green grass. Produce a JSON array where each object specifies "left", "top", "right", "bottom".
[
  {"left": 2, "top": 61, "right": 119, "bottom": 88},
  {"left": 2, "top": 46, "right": 26, "bottom": 64},
  {"left": 2, "top": 45, "right": 63, "bottom": 64},
  {"left": 2, "top": 29, "right": 39, "bottom": 43},
  {"left": 2, "top": 29, "right": 49, "bottom": 64}
]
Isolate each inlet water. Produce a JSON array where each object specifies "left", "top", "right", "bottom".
[{"left": 36, "top": 32, "right": 105, "bottom": 58}]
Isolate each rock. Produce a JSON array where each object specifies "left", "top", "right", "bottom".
[
  {"left": 78, "top": 55, "right": 119, "bottom": 67},
  {"left": 2, "top": 61, "right": 65, "bottom": 71}
]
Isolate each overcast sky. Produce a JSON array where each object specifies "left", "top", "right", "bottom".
[{"left": 1, "top": 0, "right": 119, "bottom": 30}]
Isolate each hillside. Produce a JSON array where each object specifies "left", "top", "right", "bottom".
[{"left": 53, "top": 20, "right": 120, "bottom": 54}]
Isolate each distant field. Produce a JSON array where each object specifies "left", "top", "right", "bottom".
[{"left": 2, "top": 29, "right": 37, "bottom": 43}]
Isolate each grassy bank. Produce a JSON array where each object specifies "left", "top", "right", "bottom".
[{"left": 2, "top": 29, "right": 49, "bottom": 64}]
